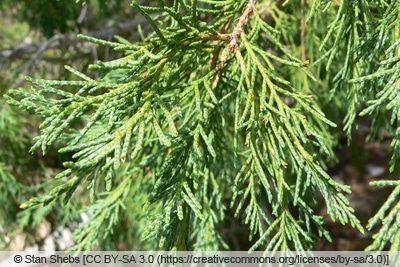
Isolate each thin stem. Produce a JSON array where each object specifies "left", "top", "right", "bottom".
[
  {"left": 301, "top": 0, "right": 307, "bottom": 62},
  {"left": 212, "top": 0, "right": 257, "bottom": 88}
]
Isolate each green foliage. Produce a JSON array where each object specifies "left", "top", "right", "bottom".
[
  {"left": 0, "top": 102, "right": 31, "bottom": 247},
  {"left": 0, "top": 100, "right": 84, "bottom": 249},
  {"left": 366, "top": 180, "right": 400, "bottom": 252},
  {"left": 320, "top": 0, "right": 399, "bottom": 250},
  {"left": 3, "top": 0, "right": 400, "bottom": 251}
]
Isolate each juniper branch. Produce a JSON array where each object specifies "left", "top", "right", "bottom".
[{"left": 4, "top": 0, "right": 375, "bottom": 251}]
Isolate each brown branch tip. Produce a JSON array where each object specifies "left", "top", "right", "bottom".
[{"left": 212, "top": 0, "right": 257, "bottom": 87}]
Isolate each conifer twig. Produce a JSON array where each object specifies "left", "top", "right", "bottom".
[
  {"left": 212, "top": 0, "right": 257, "bottom": 88},
  {"left": 301, "top": 0, "right": 307, "bottom": 62}
]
